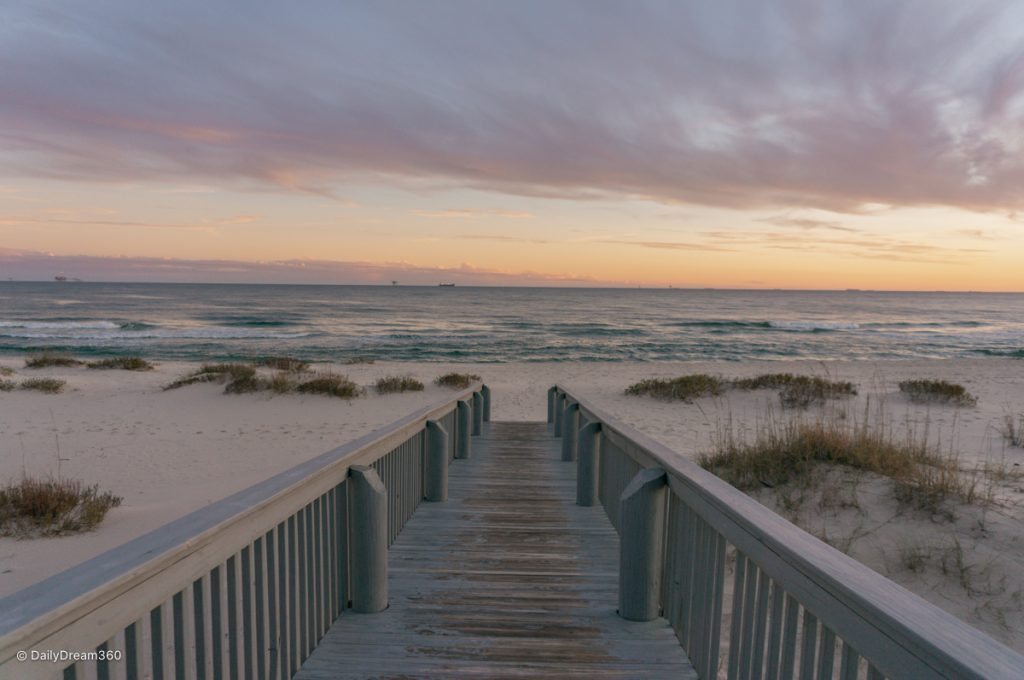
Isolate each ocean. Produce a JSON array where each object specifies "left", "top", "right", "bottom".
[{"left": 0, "top": 282, "right": 1021, "bottom": 363}]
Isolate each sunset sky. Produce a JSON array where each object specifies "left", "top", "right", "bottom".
[{"left": 2, "top": 1, "right": 1023, "bottom": 290}]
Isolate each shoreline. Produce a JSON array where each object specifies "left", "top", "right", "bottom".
[{"left": 1, "top": 356, "right": 1022, "bottom": 650}]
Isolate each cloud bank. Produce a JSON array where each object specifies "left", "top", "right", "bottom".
[{"left": 2, "top": 1, "right": 1024, "bottom": 212}]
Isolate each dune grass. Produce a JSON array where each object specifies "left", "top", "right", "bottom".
[
  {"left": 0, "top": 366, "right": 13, "bottom": 377},
  {"left": 701, "top": 410, "right": 981, "bottom": 515},
  {"left": 25, "top": 352, "right": 83, "bottom": 368},
  {"left": 20, "top": 378, "right": 66, "bottom": 394},
  {"left": 1003, "top": 414, "right": 1024, "bottom": 447},
  {"left": 730, "top": 373, "right": 799, "bottom": 390},
  {"left": 0, "top": 477, "right": 122, "bottom": 537},
  {"left": 434, "top": 372, "right": 481, "bottom": 389},
  {"left": 375, "top": 375, "right": 425, "bottom": 394},
  {"left": 164, "top": 363, "right": 257, "bottom": 391},
  {"left": 625, "top": 374, "right": 725, "bottom": 402},
  {"left": 87, "top": 356, "right": 154, "bottom": 371},
  {"left": 297, "top": 373, "right": 362, "bottom": 399},
  {"left": 899, "top": 379, "right": 977, "bottom": 407},
  {"left": 778, "top": 376, "right": 857, "bottom": 409},
  {"left": 0, "top": 379, "right": 16, "bottom": 392}
]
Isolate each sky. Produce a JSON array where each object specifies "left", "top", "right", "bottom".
[{"left": 1, "top": 1, "right": 1023, "bottom": 290}]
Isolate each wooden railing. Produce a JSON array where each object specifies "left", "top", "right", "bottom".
[
  {"left": 0, "top": 384, "right": 490, "bottom": 680},
  {"left": 550, "top": 386, "right": 1024, "bottom": 680}
]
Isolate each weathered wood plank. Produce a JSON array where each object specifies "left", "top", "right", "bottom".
[{"left": 295, "top": 421, "right": 695, "bottom": 680}]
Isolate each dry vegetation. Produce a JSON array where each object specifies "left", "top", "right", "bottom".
[
  {"left": 625, "top": 374, "right": 725, "bottom": 401},
  {"left": 701, "top": 408, "right": 986, "bottom": 517},
  {"left": 296, "top": 374, "right": 362, "bottom": 398},
  {"left": 87, "top": 356, "right": 154, "bottom": 371},
  {"left": 256, "top": 356, "right": 310, "bottom": 372},
  {"left": 25, "top": 352, "right": 83, "bottom": 368},
  {"left": 164, "top": 362, "right": 363, "bottom": 399},
  {"left": 19, "top": 378, "right": 66, "bottom": 394},
  {"left": 435, "top": 372, "right": 481, "bottom": 389},
  {"left": 625, "top": 372, "right": 856, "bottom": 408},
  {"left": 1003, "top": 414, "right": 1024, "bottom": 448},
  {"left": 164, "top": 363, "right": 256, "bottom": 391},
  {"left": 375, "top": 375, "right": 425, "bottom": 394},
  {"left": 0, "top": 366, "right": 14, "bottom": 377},
  {"left": 0, "top": 477, "right": 122, "bottom": 537},
  {"left": 899, "top": 379, "right": 978, "bottom": 407},
  {"left": 0, "top": 379, "right": 16, "bottom": 392}
]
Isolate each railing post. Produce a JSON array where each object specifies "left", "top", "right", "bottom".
[
  {"left": 350, "top": 465, "right": 388, "bottom": 613},
  {"left": 576, "top": 421, "right": 602, "bottom": 506},
  {"left": 456, "top": 400, "right": 472, "bottom": 459},
  {"left": 481, "top": 384, "right": 491, "bottom": 422},
  {"left": 472, "top": 392, "right": 483, "bottom": 435},
  {"left": 561, "top": 403, "right": 580, "bottom": 462},
  {"left": 553, "top": 391, "right": 565, "bottom": 437},
  {"left": 547, "top": 386, "right": 557, "bottom": 424},
  {"left": 618, "top": 467, "right": 667, "bottom": 622},
  {"left": 424, "top": 420, "right": 448, "bottom": 502}
]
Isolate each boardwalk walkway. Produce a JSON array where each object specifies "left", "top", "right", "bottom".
[{"left": 295, "top": 421, "right": 695, "bottom": 679}]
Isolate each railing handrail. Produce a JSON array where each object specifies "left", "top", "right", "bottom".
[
  {"left": 555, "top": 385, "right": 1024, "bottom": 679},
  {"left": 0, "top": 384, "right": 480, "bottom": 667}
]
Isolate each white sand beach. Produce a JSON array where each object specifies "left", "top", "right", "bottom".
[{"left": 1, "top": 357, "right": 1022, "bottom": 651}]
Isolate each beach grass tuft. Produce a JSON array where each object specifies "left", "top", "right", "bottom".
[
  {"left": 1002, "top": 413, "right": 1024, "bottom": 447},
  {"left": 267, "top": 371, "right": 298, "bottom": 394},
  {"left": 257, "top": 356, "right": 310, "bottom": 372},
  {"left": 701, "top": 410, "right": 980, "bottom": 515},
  {"left": 0, "top": 379, "right": 16, "bottom": 392},
  {"left": 730, "top": 373, "right": 799, "bottom": 390},
  {"left": 297, "top": 373, "right": 363, "bottom": 399},
  {"left": 0, "top": 477, "right": 122, "bottom": 537},
  {"left": 86, "top": 356, "right": 154, "bottom": 371},
  {"left": 899, "top": 379, "right": 977, "bottom": 407},
  {"left": 164, "top": 363, "right": 256, "bottom": 391},
  {"left": 375, "top": 375, "right": 425, "bottom": 394},
  {"left": 778, "top": 376, "right": 857, "bottom": 408},
  {"left": 20, "top": 378, "right": 66, "bottom": 394},
  {"left": 0, "top": 366, "right": 13, "bottom": 377},
  {"left": 434, "top": 372, "right": 481, "bottom": 389},
  {"left": 25, "top": 352, "right": 84, "bottom": 369},
  {"left": 625, "top": 374, "right": 724, "bottom": 402}
]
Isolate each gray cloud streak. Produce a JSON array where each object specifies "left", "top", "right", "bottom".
[{"left": 2, "top": 1, "right": 1023, "bottom": 212}]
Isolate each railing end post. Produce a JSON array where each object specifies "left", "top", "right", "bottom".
[
  {"left": 618, "top": 467, "right": 667, "bottom": 622},
  {"left": 576, "top": 421, "right": 602, "bottom": 506},
  {"left": 350, "top": 465, "right": 389, "bottom": 613}
]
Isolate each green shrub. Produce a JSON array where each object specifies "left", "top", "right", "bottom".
[{"left": 625, "top": 374, "right": 724, "bottom": 402}]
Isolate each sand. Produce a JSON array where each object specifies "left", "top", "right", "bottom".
[{"left": 1, "top": 357, "right": 1022, "bottom": 651}]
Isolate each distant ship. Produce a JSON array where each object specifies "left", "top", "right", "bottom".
[
  {"left": 54, "top": 274, "right": 68, "bottom": 282},
  {"left": 438, "top": 283, "right": 455, "bottom": 287}
]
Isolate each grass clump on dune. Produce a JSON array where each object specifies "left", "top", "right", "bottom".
[
  {"left": 730, "top": 373, "right": 798, "bottom": 390},
  {"left": 87, "top": 356, "right": 154, "bottom": 371},
  {"left": 625, "top": 374, "right": 724, "bottom": 402},
  {"left": 257, "top": 356, "right": 310, "bottom": 372},
  {"left": 0, "top": 380, "right": 16, "bottom": 392},
  {"left": 20, "top": 378, "right": 66, "bottom": 394},
  {"left": 1002, "top": 414, "right": 1024, "bottom": 447},
  {"left": 435, "top": 373, "right": 481, "bottom": 389},
  {"left": 164, "top": 363, "right": 256, "bottom": 391},
  {"left": 375, "top": 375, "right": 425, "bottom": 394},
  {"left": 899, "top": 379, "right": 977, "bottom": 407},
  {"left": 0, "top": 366, "right": 13, "bottom": 377},
  {"left": 25, "top": 352, "right": 84, "bottom": 368},
  {"left": 700, "top": 413, "right": 977, "bottom": 514},
  {"left": 297, "top": 373, "right": 362, "bottom": 399},
  {"left": 0, "top": 477, "right": 122, "bottom": 537},
  {"left": 779, "top": 376, "right": 856, "bottom": 409}
]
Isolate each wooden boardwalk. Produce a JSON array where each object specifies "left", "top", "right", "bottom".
[{"left": 295, "top": 421, "right": 695, "bottom": 679}]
